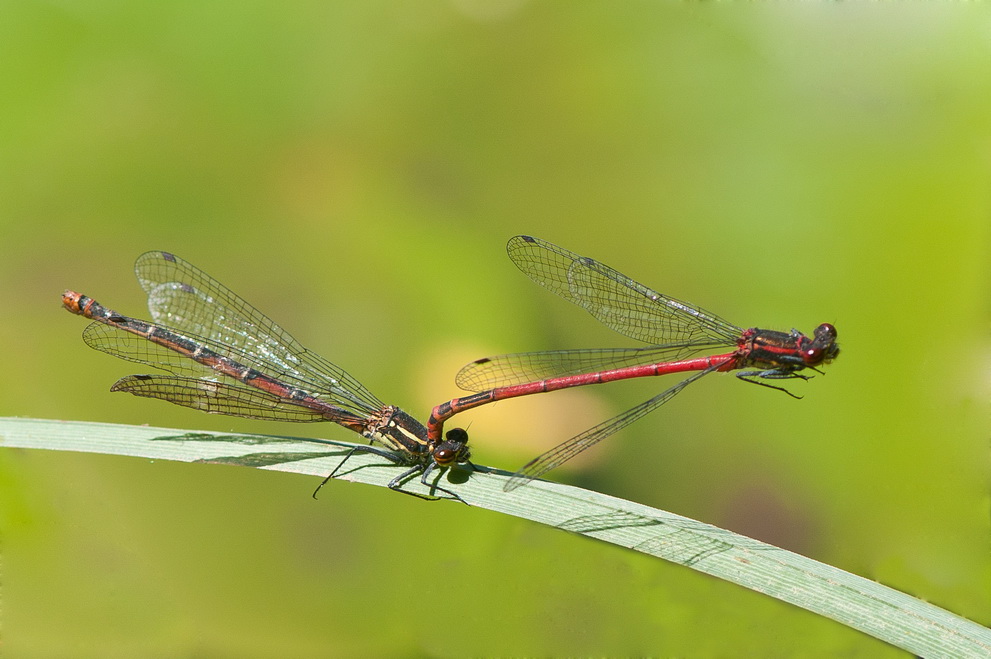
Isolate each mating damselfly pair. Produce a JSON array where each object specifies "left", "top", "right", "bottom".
[{"left": 64, "top": 236, "right": 838, "bottom": 504}]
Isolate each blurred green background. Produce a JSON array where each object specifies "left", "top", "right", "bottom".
[{"left": 2, "top": 2, "right": 989, "bottom": 656}]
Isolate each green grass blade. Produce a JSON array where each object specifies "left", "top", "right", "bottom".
[{"left": 2, "top": 417, "right": 988, "bottom": 656}]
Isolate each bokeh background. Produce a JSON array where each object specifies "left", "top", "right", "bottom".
[{"left": 2, "top": 2, "right": 989, "bottom": 656}]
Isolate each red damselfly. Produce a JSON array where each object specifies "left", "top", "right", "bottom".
[
  {"left": 429, "top": 235, "right": 839, "bottom": 492},
  {"left": 63, "top": 251, "right": 472, "bottom": 503}
]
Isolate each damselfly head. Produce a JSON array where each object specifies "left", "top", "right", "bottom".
[
  {"left": 433, "top": 427, "right": 471, "bottom": 466},
  {"left": 802, "top": 323, "right": 839, "bottom": 366}
]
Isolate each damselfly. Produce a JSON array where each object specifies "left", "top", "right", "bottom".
[
  {"left": 429, "top": 235, "right": 839, "bottom": 491},
  {"left": 63, "top": 251, "right": 471, "bottom": 503}
]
